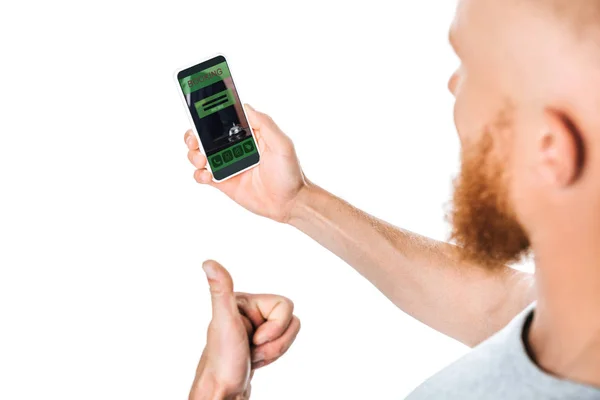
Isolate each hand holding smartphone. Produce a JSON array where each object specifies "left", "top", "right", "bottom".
[{"left": 175, "top": 54, "right": 260, "bottom": 182}]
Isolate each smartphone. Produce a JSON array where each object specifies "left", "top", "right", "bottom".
[{"left": 174, "top": 54, "right": 260, "bottom": 182}]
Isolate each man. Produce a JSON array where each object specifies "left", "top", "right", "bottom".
[{"left": 184, "top": 0, "right": 600, "bottom": 398}]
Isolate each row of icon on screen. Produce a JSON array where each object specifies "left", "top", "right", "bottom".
[{"left": 211, "top": 140, "right": 255, "bottom": 167}]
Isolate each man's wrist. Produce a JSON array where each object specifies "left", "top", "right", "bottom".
[
  {"left": 190, "top": 368, "right": 250, "bottom": 400},
  {"left": 189, "top": 367, "right": 230, "bottom": 400},
  {"left": 287, "top": 180, "right": 321, "bottom": 227}
]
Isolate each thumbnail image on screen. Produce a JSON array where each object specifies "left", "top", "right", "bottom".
[{"left": 179, "top": 60, "right": 258, "bottom": 173}]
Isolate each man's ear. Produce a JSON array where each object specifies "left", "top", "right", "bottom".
[{"left": 537, "top": 109, "right": 585, "bottom": 187}]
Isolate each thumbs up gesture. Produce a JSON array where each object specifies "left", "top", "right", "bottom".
[{"left": 189, "top": 260, "right": 301, "bottom": 400}]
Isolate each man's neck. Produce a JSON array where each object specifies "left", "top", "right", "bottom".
[{"left": 528, "top": 241, "right": 600, "bottom": 388}]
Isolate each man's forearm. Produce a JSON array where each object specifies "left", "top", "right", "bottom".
[{"left": 288, "top": 182, "right": 535, "bottom": 346}]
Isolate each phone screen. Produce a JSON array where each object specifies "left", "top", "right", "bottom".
[{"left": 177, "top": 55, "right": 259, "bottom": 181}]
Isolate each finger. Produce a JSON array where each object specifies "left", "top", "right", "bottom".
[
  {"left": 187, "top": 150, "right": 207, "bottom": 169},
  {"left": 251, "top": 358, "right": 273, "bottom": 369},
  {"left": 193, "top": 169, "right": 215, "bottom": 185},
  {"left": 251, "top": 316, "right": 301, "bottom": 368},
  {"left": 184, "top": 130, "right": 199, "bottom": 150},
  {"left": 236, "top": 293, "right": 266, "bottom": 328},
  {"left": 244, "top": 104, "right": 262, "bottom": 130},
  {"left": 202, "top": 260, "right": 237, "bottom": 322},
  {"left": 241, "top": 314, "right": 254, "bottom": 340},
  {"left": 245, "top": 295, "right": 294, "bottom": 346}
]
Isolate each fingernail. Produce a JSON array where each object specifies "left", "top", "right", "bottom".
[
  {"left": 186, "top": 135, "right": 194, "bottom": 147},
  {"left": 245, "top": 103, "right": 255, "bottom": 112},
  {"left": 202, "top": 262, "right": 217, "bottom": 280},
  {"left": 252, "top": 352, "right": 264, "bottom": 363}
]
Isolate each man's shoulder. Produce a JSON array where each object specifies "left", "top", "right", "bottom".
[
  {"left": 405, "top": 305, "right": 534, "bottom": 399},
  {"left": 406, "top": 303, "right": 600, "bottom": 400}
]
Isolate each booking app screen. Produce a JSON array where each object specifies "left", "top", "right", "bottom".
[{"left": 179, "top": 61, "right": 258, "bottom": 172}]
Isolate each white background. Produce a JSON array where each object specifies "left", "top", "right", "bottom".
[{"left": 0, "top": 0, "right": 514, "bottom": 398}]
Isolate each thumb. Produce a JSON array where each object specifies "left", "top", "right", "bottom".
[
  {"left": 244, "top": 104, "right": 265, "bottom": 130},
  {"left": 244, "top": 104, "right": 290, "bottom": 146},
  {"left": 202, "top": 260, "right": 237, "bottom": 321}
]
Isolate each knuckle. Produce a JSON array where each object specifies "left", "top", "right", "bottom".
[
  {"left": 263, "top": 114, "right": 275, "bottom": 125},
  {"left": 206, "top": 321, "right": 217, "bottom": 337},
  {"left": 280, "top": 296, "right": 294, "bottom": 312},
  {"left": 208, "top": 285, "right": 227, "bottom": 297}
]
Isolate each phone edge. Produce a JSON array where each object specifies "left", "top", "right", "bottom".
[{"left": 172, "top": 52, "right": 261, "bottom": 183}]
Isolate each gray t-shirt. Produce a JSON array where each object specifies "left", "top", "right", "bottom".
[{"left": 406, "top": 304, "right": 600, "bottom": 399}]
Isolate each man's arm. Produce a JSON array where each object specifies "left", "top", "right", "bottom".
[
  {"left": 289, "top": 182, "right": 535, "bottom": 346},
  {"left": 185, "top": 107, "right": 535, "bottom": 347}
]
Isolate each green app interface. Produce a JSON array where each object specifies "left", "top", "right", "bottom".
[{"left": 179, "top": 61, "right": 258, "bottom": 173}]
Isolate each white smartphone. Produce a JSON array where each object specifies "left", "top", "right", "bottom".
[{"left": 174, "top": 54, "right": 260, "bottom": 182}]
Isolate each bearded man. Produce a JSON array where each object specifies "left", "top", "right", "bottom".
[{"left": 182, "top": 0, "right": 600, "bottom": 398}]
